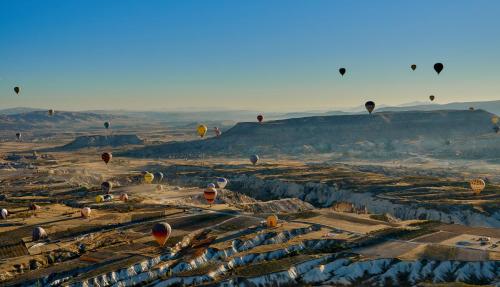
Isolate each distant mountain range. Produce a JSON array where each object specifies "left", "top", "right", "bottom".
[{"left": 120, "top": 109, "right": 500, "bottom": 161}]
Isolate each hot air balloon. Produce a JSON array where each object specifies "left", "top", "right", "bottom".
[
  {"left": 494, "top": 126, "right": 500, "bottom": 134},
  {"left": 152, "top": 222, "right": 172, "bottom": 246},
  {"left": 95, "top": 195, "right": 104, "bottom": 203},
  {"left": 101, "top": 181, "right": 113, "bottom": 193},
  {"left": 204, "top": 187, "right": 217, "bottom": 205},
  {"left": 154, "top": 172, "right": 164, "bottom": 183},
  {"left": 48, "top": 109, "right": 55, "bottom": 116},
  {"left": 120, "top": 193, "right": 129, "bottom": 202},
  {"left": 197, "top": 125, "right": 208, "bottom": 138},
  {"left": 32, "top": 227, "right": 48, "bottom": 241},
  {"left": 104, "top": 122, "right": 110, "bottom": 129},
  {"left": 29, "top": 203, "right": 41, "bottom": 211},
  {"left": 365, "top": 101, "right": 375, "bottom": 114},
  {"left": 339, "top": 68, "right": 346, "bottom": 76},
  {"left": 257, "top": 115, "right": 264, "bottom": 123},
  {"left": 216, "top": 177, "right": 228, "bottom": 189},
  {"left": 250, "top": 154, "right": 259, "bottom": 165},
  {"left": 14, "top": 86, "right": 20, "bottom": 95},
  {"left": 491, "top": 116, "right": 499, "bottom": 125},
  {"left": 144, "top": 172, "right": 154, "bottom": 184},
  {"left": 410, "top": 64, "right": 417, "bottom": 71},
  {"left": 15, "top": 132, "right": 21, "bottom": 141},
  {"left": 266, "top": 215, "right": 278, "bottom": 228},
  {"left": 429, "top": 95, "right": 435, "bottom": 101},
  {"left": 1, "top": 208, "right": 8, "bottom": 219},
  {"left": 470, "top": 179, "right": 485, "bottom": 195},
  {"left": 434, "top": 63, "right": 444, "bottom": 74},
  {"left": 101, "top": 152, "right": 112, "bottom": 164},
  {"left": 214, "top": 127, "right": 221, "bottom": 137},
  {"left": 207, "top": 183, "right": 216, "bottom": 189},
  {"left": 81, "top": 207, "right": 91, "bottom": 218},
  {"left": 103, "top": 194, "right": 113, "bottom": 201}
]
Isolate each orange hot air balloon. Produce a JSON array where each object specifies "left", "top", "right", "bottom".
[
  {"left": 152, "top": 222, "right": 172, "bottom": 246},
  {"left": 469, "top": 179, "right": 485, "bottom": 195},
  {"left": 101, "top": 152, "right": 112, "bottom": 164},
  {"left": 266, "top": 215, "right": 278, "bottom": 228},
  {"left": 257, "top": 114, "right": 263, "bottom": 123},
  {"left": 204, "top": 187, "right": 217, "bottom": 205},
  {"left": 81, "top": 207, "right": 91, "bottom": 218}
]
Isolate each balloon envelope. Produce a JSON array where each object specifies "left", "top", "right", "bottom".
[
  {"left": 197, "top": 125, "right": 208, "bottom": 137},
  {"left": 257, "top": 115, "right": 263, "bottom": 123},
  {"left": 104, "top": 122, "right": 110, "bottom": 129},
  {"left": 429, "top": 95, "right": 435, "bottom": 101},
  {"left": 32, "top": 227, "right": 48, "bottom": 241},
  {"left": 144, "top": 172, "right": 154, "bottom": 184},
  {"left": 411, "top": 64, "right": 417, "bottom": 71},
  {"left": 48, "top": 109, "right": 55, "bottom": 116},
  {"left": 365, "top": 101, "right": 375, "bottom": 114},
  {"left": 207, "top": 183, "right": 216, "bottom": 188},
  {"left": 14, "top": 86, "right": 20, "bottom": 95},
  {"left": 267, "top": 215, "right": 278, "bottom": 228},
  {"left": 81, "top": 207, "right": 91, "bottom": 218},
  {"left": 120, "top": 193, "right": 129, "bottom": 202},
  {"left": 204, "top": 187, "right": 217, "bottom": 204},
  {"left": 216, "top": 177, "right": 228, "bottom": 189},
  {"left": 250, "top": 154, "right": 259, "bottom": 165},
  {"left": 15, "top": 132, "right": 21, "bottom": 140},
  {"left": 0, "top": 208, "right": 8, "bottom": 219},
  {"left": 470, "top": 179, "right": 485, "bottom": 194},
  {"left": 152, "top": 222, "right": 172, "bottom": 246},
  {"left": 339, "top": 68, "right": 346, "bottom": 76},
  {"left": 434, "top": 63, "right": 444, "bottom": 74},
  {"left": 101, "top": 152, "right": 112, "bottom": 164},
  {"left": 95, "top": 195, "right": 104, "bottom": 203},
  {"left": 101, "top": 181, "right": 113, "bottom": 193}
]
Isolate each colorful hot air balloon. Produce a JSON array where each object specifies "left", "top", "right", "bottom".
[
  {"left": 104, "top": 122, "right": 110, "bottom": 129},
  {"left": 101, "top": 152, "right": 112, "bottom": 164},
  {"left": 15, "top": 132, "right": 21, "bottom": 141},
  {"left": 95, "top": 195, "right": 104, "bottom": 203},
  {"left": 153, "top": 172, "right": 164, "bottom": 183},
  {"left": 14, "top": 86, "right": 20, "bottom": 95},
  {"left": 207, "top": 183, "right": 216, "bottom": 189},
  {"left": 214, "top": 127, "right": 221, "bottom": 137},
  {"left": 429, "top": 95, "right": 435, "bottom": 101},
  {"left": 434, "top": 63, "right": 444, "bottom": 74},
  {"left": 1, "top": 208, "right": 8, "bottom": 219},
  {"left": 101, "top": 181, "right": 113, "bottom": 193},
  {"left": 470, "top": 179, "right": 485, "bottom": 195},
  {"left": 216, "top": 177, "right": 228, "bottom": 189},
  {"left": 266, "top": 215, "right": 278, "bottom": 228},
  {"left": 144, "top": 172, "right": 154, "bottom": 184},
  {"left": 197, "top": 124, "right": 208, "bottom": 138},
  {"left": 204, "top": 187, "right": 217, "bottom": 205},
  {"left": 365, "top": 101, "right": 375, "bottom": 114},
  {"left": 81, "top": 207, "right": 91, "bottom": 218},
  {"left": 119, "top": 193, "right": 129, "bottom": 202},
  {"left": 410, "top": 64, "right": 417, "bottom": 71},
  {"left": 491, "top": 116, "right": 499, "bottom": 125},
  {"left": 257, "top": 115, "right": 264, "bottom": 123},
  {"left": 32, "top": 227, "right": 48, "bottom": 241},
  {"left": 152, "top": 222, "right": 172, "bottom": 246},
  {"left": 339, "top": 68, "right": 346, "bottom": 76},
  {"left": 48, "top": 109, "right": 55, "bottom": 116},
  {"left": 250, "top": 154, "right": 259, "bottom": 165}
]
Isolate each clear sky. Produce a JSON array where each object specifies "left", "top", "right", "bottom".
[{"left": 1, "top": 0, "right": 500, "bottom": 112}]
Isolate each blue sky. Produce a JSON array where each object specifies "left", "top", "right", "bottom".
[{"left": 1, "top": 0, "right": 500, "bottom": 111}]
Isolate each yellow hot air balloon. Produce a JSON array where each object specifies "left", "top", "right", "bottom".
[
  {"left": 95, "top": 195, "right": 104, "bottom": 203},
  {"left": 469, "top": 179, "right": 485, "bottom": 195},
  {"left": 266, "top": 215, "right": 278, "bottom": 228},
  {"left": 144, "top": 172, "right": 154, "bottom": 184},
  {"left": 492, "top": 116, "right": 499, "bottom": 125},
  {"left": 197, "top": 124, "right": 208, "bottom": 138}
]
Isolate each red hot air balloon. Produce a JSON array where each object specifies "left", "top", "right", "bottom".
[
  {"left": 152, "top": 222, "right": 172, "bottom": 246},
  {"left": 101, "top": 152, "right": 112, "bottom": 164},
  {"left": 204, "top": 187, "right": 217, "bottom": 205},
  {"left": 257, "top": 115, "right": 263, "bottom": 123}
]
